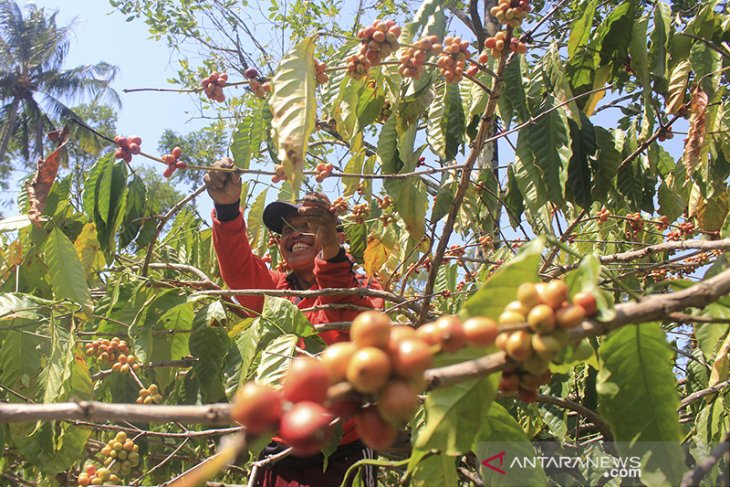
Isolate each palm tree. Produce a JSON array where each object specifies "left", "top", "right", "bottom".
[{"left": 0, "top": 0, "right": 119, "bottom": 168}]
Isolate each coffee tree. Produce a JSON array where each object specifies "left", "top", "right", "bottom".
[{"left": 0, "top": 0, "right": 729, "bottom": 485}]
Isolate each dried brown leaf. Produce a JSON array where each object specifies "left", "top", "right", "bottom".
[
  {"left": 27, "top": 126, "right": 70, "bottom": 226},
  {"left": 683, "top": 87, "right": 709, "bottom": 180}
]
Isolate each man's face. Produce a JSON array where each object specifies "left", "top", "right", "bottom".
[{"left": 278, "top": 213, "right": 322, "bottom": 272}]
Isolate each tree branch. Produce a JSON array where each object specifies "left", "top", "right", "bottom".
[
  {"left": 680, "top": 431, "right": 730, "bottom": 487},
  {"left": 679, "top": 379, "right": 730, "bottom": 409}
]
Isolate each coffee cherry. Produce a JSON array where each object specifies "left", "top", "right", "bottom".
[
  {"left": 231, "top": 382, "right": 282, "bottom": 435},
  {"left": 377, "top": 380, "right": 419, "bottom": 424},
  {"left": 320, "top": 342, "right": 357, "bottom": 383},
  {"left": 505, "top": 300, "right": 531, "bottom": 317},
  {"left": 387, "top": 326, "right": 418, "bottom": 354},
  {"left": 244, "top": 67, "right": 259, "bottom": 79},
  {"left": 498, "top": 310, "right": 526, "bottom": 326},
  {"left": 392, "top": 338, "right": 433, "bottom": 380},
  {"left": 462, "top": 317, "right": 498, "bottom": 347},
  {"left": 527, "top": 304, "right": 556, "bottom": 334},
  {"left": 282, "top": 357, "right": 331, "bottom": 405},
  {"left": 531, "top": 334, "right": 562, "bottom": 361},
  {"left": 355, "top": 406, "right": 398, "bottom": 450},
  {"left": 538, "top": 280, "right": 568, "bottom": 309},
  {"left": 520, "top": 355, "right": 550, "bottom": 375},
  {"left": 434, "top": 315, "right": 466, "bottom": 353},
  {"left": 572, "top": 291, "right": 597, "bottom": 317},
  {"left": 499, "top": 372, "right": 520, "bottom": 394},
  {"left": 415, "top": 322, "right": 441, "bottom": 346},
  {"left": 516, "top": 282, "right": 541, "bottom": 309},
  {"left": 279, "top": 401, "right": 333, "bottom": 456},
  {"left": 495, "top": 332, "right": 510, "bottom": 351},
  {"left": 346, "top": 347, "right": 391, "bottom": 393},
  {"left": 505, "top": 330, "right": 533, "bottom": 362},
  {"left": 351, "top": 310, "right": 391, "bottom": 350},
  {"left": 555, "top": 304, "right": 586, "bottom": 329}
]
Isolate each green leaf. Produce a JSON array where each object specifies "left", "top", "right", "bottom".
[
  {"left": 247, "top": 188, "right": 269, "bottom": 254},
  {"left": 258, "top": 297, "right": 316, "bottom": 340},
  {"left": 629, "top": 13, "right": 651, "bottom": 88},
  {"left": 190, "top": 324, "right": 229, "bottom": 403},
  {"left": 592, "top": 127, "right": 621, "bottom": 203},
  {"left": 543, "top": 45, "right": 581, "bottom": 125},
  {"left": 44, "top": 228, "right": 92, "bottom": 314},
  {"left": 384, "top": 177, "right": 428, "bottom": 244},
  {"left": 617, "top": 159, "right": 645, "bottom": 211},
  {"left": 41, "top": 316, "right": 75, "bottom": 403},
  {"left": 595, "top": 1, "right": 636, "bottom": 68},
  {"left": 402, "top": 0, "right": 443, "bottom": 42},
  {"left": 378, "top": 116, "right": 400, "bottom": 174},
  {"left": 415, "top": 372, "right": 497, "bottom": 454},
  {"left": 119, "top": 174, "right": 146, "bottom": 248},
  {"left": 232, "top": 101, "right": 269, "bottom": 170},
  {"left": 82, "top": 153, "right": 114, "bottom": 218},
  {"left": 146, "top": 302, "right": 194, "bottom": 391},
  {"left": 255, "top": 334, "right": 298, "bottom": 386},
  {"left": 0, "top": 330, "right": 44, "bottom": 398},
  {"left": 410, "top": 449, "right": 459, "bottom": 487},
  {"left": 597, "top": 323, "right": 685, "bottom": 486},
  {"left": 96, "top": 154, "right": 115, "bottom": 224},
  {"left": 427, "top": 82, "right": 464, "bottom": 160},
  {"left": 269, "top": 36, "right": 317, "bottom": 190},
  {"left": 505, "top": 164, "right": 525, "bottom": 228},
  {"left": 474, "top": 403, "right": 549, "bottom": 487},
  {"left": 9, "top": 421, "right": 91, "bottom": 477},
  {"left": 498, "top": 56, "right": 529, "bottom": 126},
  {"left": 649, "top": 1, "right": 671, "bottom": 92},
  {"left": 566, "top": 116, "right": 597, "bottom": 209},
  {"left": 567, "top": 0, "right": 597, "bottom": 58},
  {"left": 462, "top": 238, "right": 544, "bottom": 320},
  {"left": 342, "top": 151, "right": 365, "bottom": 198}
]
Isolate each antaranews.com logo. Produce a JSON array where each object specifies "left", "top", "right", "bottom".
[{"left": 476, "top": 441, "right": 700, "bottom": 486}]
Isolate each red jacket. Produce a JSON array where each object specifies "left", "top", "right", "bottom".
[{"left": 212, "top": 210, "right": 384, "bottom": 444}]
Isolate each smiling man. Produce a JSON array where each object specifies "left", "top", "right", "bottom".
[{"left": 204, "top": 158, "right": 381, "bottom": 487}]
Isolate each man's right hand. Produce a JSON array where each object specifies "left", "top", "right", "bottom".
[{"left": 204, "top": 158, "right": 241, "bottom": 205}]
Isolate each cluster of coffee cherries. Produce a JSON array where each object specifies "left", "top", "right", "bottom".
[
  {"left": 232, "top": 359, "right": 335, "bottom": 456},
  {"left": 376, "top": 195, "right": 392, "bottom": 209},
  {"left": 351, "top": 202, "right": 370, "bottom": 224},
  {"left": 161, "top": 146, "right": 186, "bottom": 178},
  {"left": 315, "top": 162, "right": 334, "bottom": 182},
  {"left": 330, "top": 196, "right": 349, "bottom": 215},
  {"left": 76, "top": 465, "right": 120, "bottom": 487},
  {"left": 625, "top": 212, "right": 645, "bottom": 237},
  {"left": 85, "top": 338, "right": 140, "bottom": 373},
  {"left": 136, "top": 384, "right": 163, "bottom": 404},
  {"left": 98, "top": 431, "right": 141, "bottom": 477},
  {"left": 243, "top": 67, "right": 271, "bottom": 98},
  {"left": 398, "top": 35, "right": 442, "bottom": 79},
  {"left": 113, "top": 135, "right": 142, "bottom": 164},
  {"left": 347, "top": 20, "right": 401, "bottom": 79},
  {"left": 436, "top": 36, "right": 472, "bottom": 83},
  {"left": 314, "top": 60, "right": 329, "bottom": 85},
  {"left": 596, "top": 207, "right": 611, "bottom": 223},
  {"left": 202, "top": 72, "right": 228, "bottom": 102},
  {"left": 490, "top": 0, "right": 532, "bottom": 28},
  {"left": 480, "top": 31, "right": 527, "bottom": 62},
  {"left": 666, "top": 221, "right": 695, "bottom": 242},
  {"left": 495, "top": 280, "right": 597, "bottom": 402}
]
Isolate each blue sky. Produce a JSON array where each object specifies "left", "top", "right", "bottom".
[{"left": 25, "top": 0, "right": 207, "bottom": 146}]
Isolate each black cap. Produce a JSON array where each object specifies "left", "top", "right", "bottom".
[
  {"left": 262, "top": 200, "right": 302, "bottom": 234},
  {"left": 262, "top": 192, "right": 343, "bottom": 234}
]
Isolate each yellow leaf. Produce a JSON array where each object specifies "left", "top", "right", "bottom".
[
  {"left": 269, "top": 36, "right": 318, "bottom": 194},
  {"left": 583, "top": 65, "right": 610, "bottom": 116},
  {"left": 364, "top": 237, "right": 391, "bottom": 277},
  {"left": 74, "top": 223, "right": 104, "bottom": 279},
  {"left": 708, "top": 332, "right": 730, "bottom": 392},
  {"left": 683, "top": 87, "right": 709, "bottom": 180}
]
